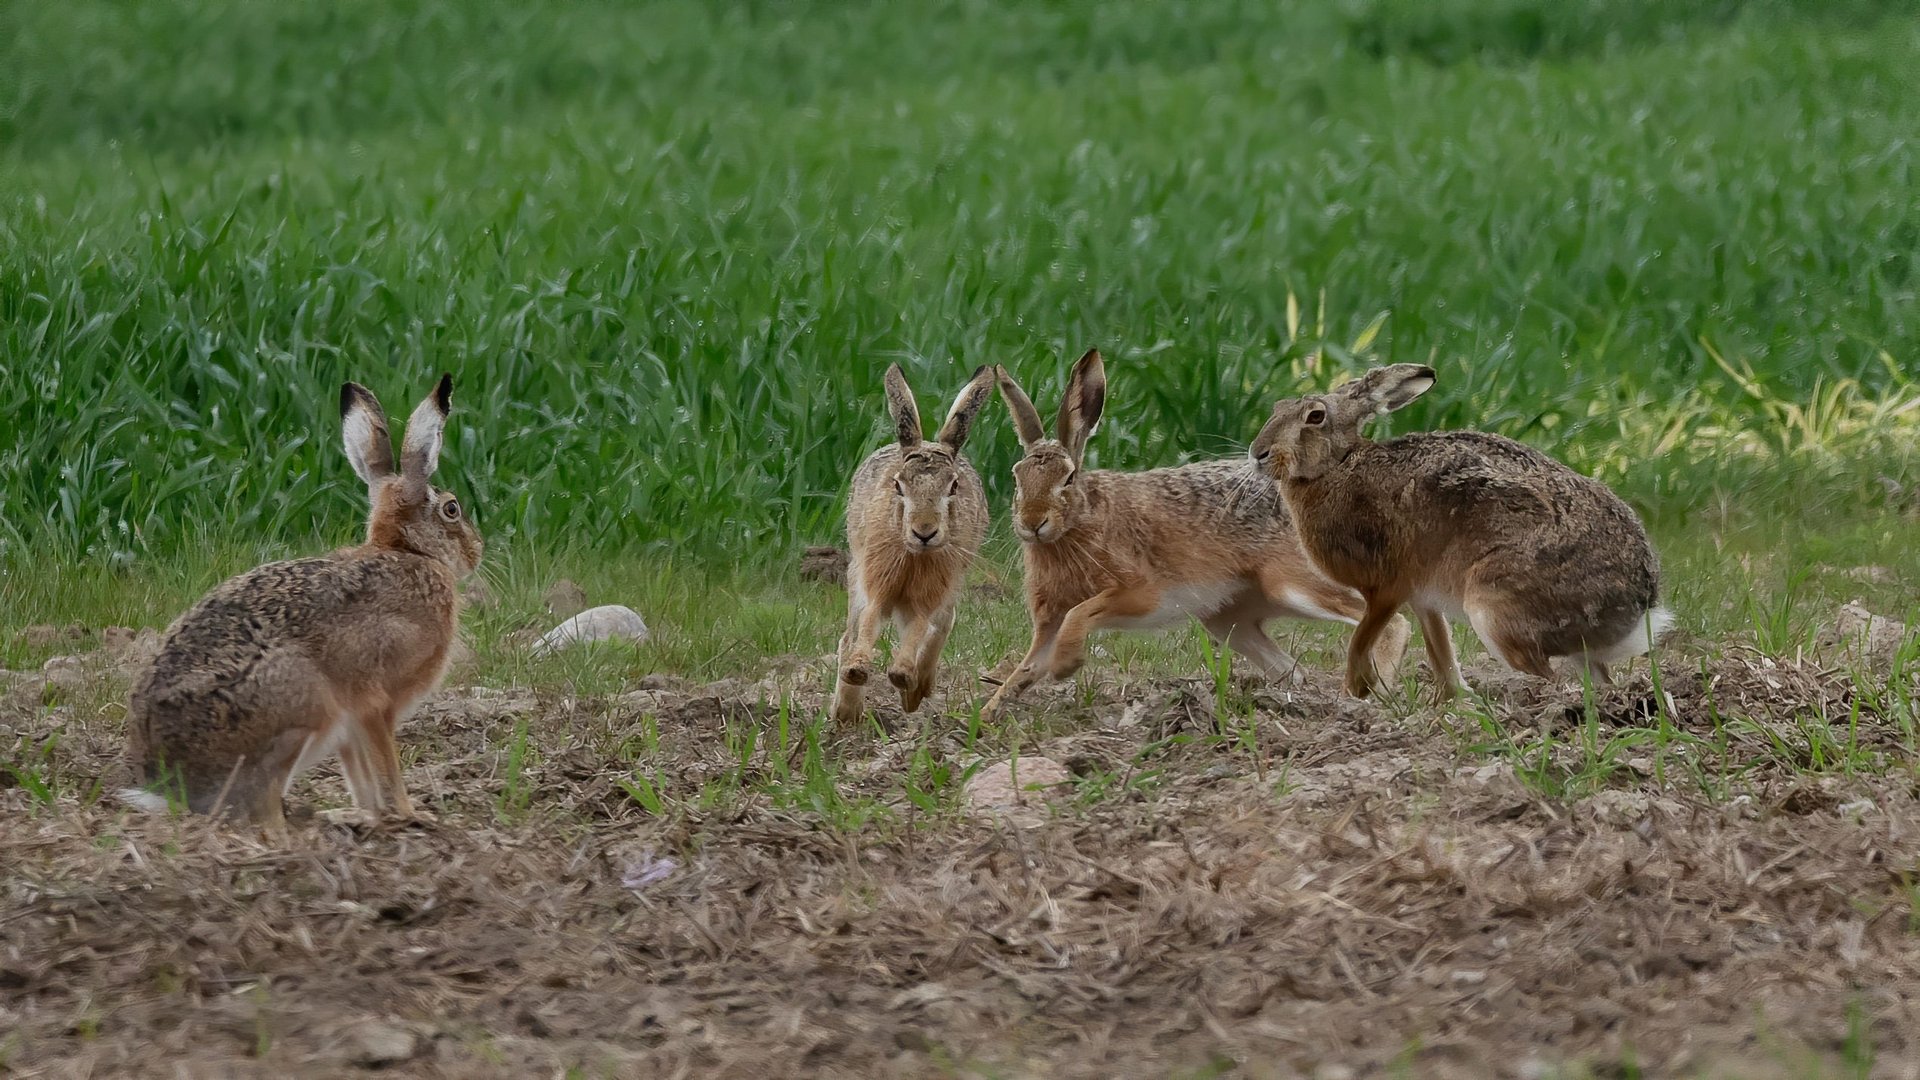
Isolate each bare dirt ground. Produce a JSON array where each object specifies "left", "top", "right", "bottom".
[{"left": 5, "top": 637, "right": 1920, "bottom": 1078}]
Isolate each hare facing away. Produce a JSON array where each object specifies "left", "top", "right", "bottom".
[
  {"left": 122, "top": 375, "right": 482, "bottom": 835},
  {"left": 981, "top": 349, "right": 1410, "bottom": 720},
  {"left": 1249, "top": 363, "right": 1671, "bottom": 702},
  {"left": 833, "top": 363, "right": 996, "bottom": 725}
]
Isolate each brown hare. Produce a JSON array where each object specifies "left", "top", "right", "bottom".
[
  {"left": 122, "top": 374, "right": 482, "bottom": 834},
  {"left": 981, "top": 349, "right": 1409, "bottom": 720},
  {"left": 833, "top": 363, "right": 995, "bottom": 724},
  {"left": 1249, "top": 363, "right": 1671, "bottom": 702}
]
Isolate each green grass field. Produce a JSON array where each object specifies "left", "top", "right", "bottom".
[
  {"left": 8, "top": 4, "right": 1920, "bottom": 1074},
  {"left": 3, "top": 0, "right": 1918, "bottom": 585}
]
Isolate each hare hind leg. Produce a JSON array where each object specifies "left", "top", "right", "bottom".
[
  {"left": 1264, "top": 570, "right": 1410, "bottom": 685},
  {"left": 1464, "top": 598, "right": 1555, "bottom": 679},
  {"left": 1201, "top": 601, "right": 1302, "bottom": 685},
  {"left": 211, "top": 726, "right": 326, "bottom": 839}
]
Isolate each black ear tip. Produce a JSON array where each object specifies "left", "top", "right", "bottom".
[
  {"left": 1416, "top": 365, "right": 1437, "bottom": 379},
  {"left": 434, "top": 373, "right": 453, "bottom": 410},
  {"left": 340, "top": 383, "right": 356, "bottom": 418}
]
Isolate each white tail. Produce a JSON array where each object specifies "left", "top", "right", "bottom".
[
  {"left": 117, "top": 787, "right": 170, "bottom": 814},
  {"left": 1586, "top": 606, "right": 1676, "bottom": 665}
]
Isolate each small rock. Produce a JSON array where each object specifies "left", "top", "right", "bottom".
[
  {"left": 542, "top": 579, "right": 589, "bottom": 621},
  {"left": 532, "top": 605, "right": 650, "bottom": 656},
  {"left": 1817, "top": 600, "right": 1907, "bottom": 672},
  {"left": 964, "top": 757, "right": 1071, "bottom": 826},
  {"left": 799, "top": 546, "right": 849, "bottom": 587},
  {"left": 1846, "top": 565, "right": 1896, "bottom": 585},
  {"left": 41, "top": 655, "right": 94, "bottom": 693},
  {"left": 1312, "top": 1066, "right": 1356, "bottom": 1080},
  {"left": 336, "top": 1020, "right": 420, "bottom": 1067}
]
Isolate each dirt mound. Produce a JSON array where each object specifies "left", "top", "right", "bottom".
[{"left": 4, "top": 650, "right": 1920, "bottom": 1077}]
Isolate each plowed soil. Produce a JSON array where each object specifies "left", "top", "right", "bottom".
[{"left": 4, "top": 643, "right": 1920, "bottom": 1078}]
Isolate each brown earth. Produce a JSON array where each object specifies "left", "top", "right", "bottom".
[{"left": 4, "top": 642, "right": 1920, "bottom": 1078}]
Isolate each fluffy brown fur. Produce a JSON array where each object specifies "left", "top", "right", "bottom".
[
  {"left": 982, "top": 350, "right": 1408, "bottom": 720},
  {"left": 833, "top": 364, "right": 995, "bottom": 724},
  {"left": 1249, "top": 363, "right": 1670, "bottom": 702},
  {"left": 123, "top": 375, "right": 482, "bottom": 835}
]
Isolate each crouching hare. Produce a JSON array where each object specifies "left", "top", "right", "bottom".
[
  {"left": 1249, "top": 364, "right": 1671, "bottom": 702},
  {"left": 833, "top": 364, "right": 995, "bottom": 724},
  {"left": 123, "top": 374, "right": 482, "bottom": 834},
  {"left": 981, "top": 349, "right": 1409, "bottom": 721}
]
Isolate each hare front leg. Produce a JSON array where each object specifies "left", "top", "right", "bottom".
[
  {"left": 834, "top": 592, "right": 888, "bottom": 723},
  {"left": 1416, "top": 608, "right": 1467, "bottom": 705},
  {"left": 1048, "top": 585, "right": 1160, "bottom": 680},
  {"left": 1344, "top": 593, "right": 1407, "bottom": 699},
  {"left": 981, "top": 609, "right": 1064, "bottom": 721},
  {"left": 891, "top": 603, "right": 956, "bottom": 713}
]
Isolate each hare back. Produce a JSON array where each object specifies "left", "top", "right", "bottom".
[
  {"left": 1031, "top": 458, "right": 1294, "bottom": 575},
  {"left": 1300, "top": 431, "right": 1658, "bottom": 624},
  {"left": 130, "top": 552, "right": 459, "bottom": 761}
]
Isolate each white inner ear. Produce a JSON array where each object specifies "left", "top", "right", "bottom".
[
  {"left": 342, "top": 408, "right": 388, "bottom": 485},
  {"left": 402, "top": 400, "right": 446, "bottom": 477}
]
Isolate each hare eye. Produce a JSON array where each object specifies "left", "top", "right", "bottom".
[
  {"left": 442, "top": 499, "right": 461, "bottom": 520},
  {"left": 1061, "top": 469, "right": 1075, "bottom": 487},
  {"left": 893, "top": 478, "right": 906, "bottom": 497},
  {"left": 1304, "top": 407, "right": 1327, "bottom": 426},
  {"left": 947, "top": 476, "right": 960, "bottom": 496}
]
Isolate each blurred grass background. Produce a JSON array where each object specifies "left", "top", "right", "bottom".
[{"left": 1, "top": 0, "right": 1916, "bottom": 576}]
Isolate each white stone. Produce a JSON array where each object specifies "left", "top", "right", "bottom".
[{"left": 532, "top": 605, "right": 650, "bottom": 656}]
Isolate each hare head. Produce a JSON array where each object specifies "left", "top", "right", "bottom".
[
  {"left": 341, "top": 373, "right": 484, "bottom": 577},
  {"left": 1251, "top": 364, "right": 1436, "bottom": 483},
  {"left": 879, "top": 363, "right": 995, "bottom": 552},
  {"left": 997, "top": 348, "right": 1106, "bottom": 543}
]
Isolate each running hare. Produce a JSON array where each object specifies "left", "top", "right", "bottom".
[
  {"left": 981, "top": 349, "right": 1408, "bottom": 720},
  {"left": 123, "top": 374, "right": 482, "bottom": 833},
  {"left": 1249, "top": 363, "right": 1671, "bottom": 702},
  {"left": 833, "top": 363, "right": 995, "bottom": 724}
]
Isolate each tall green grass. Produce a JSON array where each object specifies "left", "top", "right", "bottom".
[{"left": 2, "top": 0, "right": 1917, "bottom": 567}]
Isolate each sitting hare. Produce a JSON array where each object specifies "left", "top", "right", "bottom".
[
  {"left": 123, "top": 374, "right": 482, "bottom": 833},
  {"left": 1249, "top": 363, "right": 1671, "bottom": 701},
  {"left": 982, "top": 349, "right": 1407, "bottom": 720}
]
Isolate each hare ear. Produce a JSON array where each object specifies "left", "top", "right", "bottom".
[
  {"left": 934, "top": 365, "right": 995, "bottom": 451},
  {"left": 1348, "top": 364, "right": 1436, "bottom": 416},
  {"left": 883, "top": 363, "right": 923, "bottom": 448},
  {"left": 341, "top": 382, "right": 394, "bottom": 485},
  {"left": 1056, "top": 348, "right": 1106, "bottom": 462},
  {"left": 996, "top": 366, "right": 1047, "bottom": 448},
  {"left": 400, "top": 373, "right": 453, "bottom": 479}
]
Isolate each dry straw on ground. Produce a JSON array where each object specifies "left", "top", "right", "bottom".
[{"left": 5, "top": 633, "right": 1920, "bottom": 1078}]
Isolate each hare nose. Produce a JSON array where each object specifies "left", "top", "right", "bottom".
[{"left": 912, "top": 527, "right": 939, "bottom": 544}]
